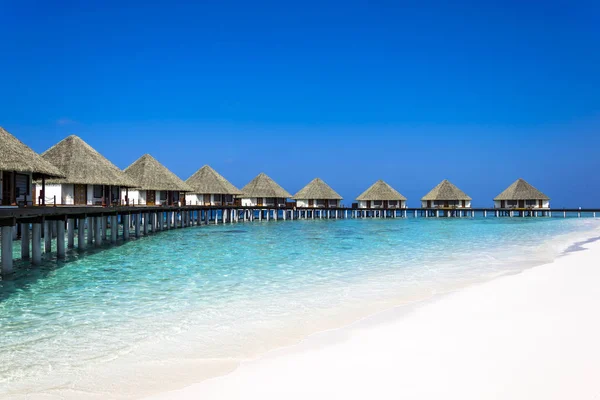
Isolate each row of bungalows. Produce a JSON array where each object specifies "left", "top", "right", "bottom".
[{"left": 1, "top": 128, "right": 551, "bottom": 210}]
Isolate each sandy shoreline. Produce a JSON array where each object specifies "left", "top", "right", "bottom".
[{"left": 146, "top": 237, "right": 600, "bottom": 400}]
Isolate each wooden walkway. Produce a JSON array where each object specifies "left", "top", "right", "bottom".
[{"left": 1, "top": 205, "right": 599, "bottom": 275}]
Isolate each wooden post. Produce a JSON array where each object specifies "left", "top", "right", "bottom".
[
  {"left": 32, "top": 223, "right": 42, "bottom": 265},
  {"left": 135, "top": 213, "right": 141, "bottom": 237},
  {"left": 41, "top": 176, "right": 46, "bottom": 206},
  {"left": 110, "top": 215, "right": 118, "bottom": 243},
  {"left": 123, "top": 215, "right": 130, "bottom": 240},
  {"left": 94, "top": 216, "right": 102, "bottom": 246},
  {"left": 78, "top": 218, "right": 86, "bottom": 249},
  {"left": 67, "top": 219, "right": 75, "bottom": 248},
  {"left": 57, "top": 221, "right": 65, "bottom": 258},
  {"left": 21, "top": 223, "right": 30, "bottom": 259},
  {"left": 44, "top": 221, "right": 52, "bottom": 253},
  {"left": 2, "top": 225, "right": 14, "bottom": 274}
]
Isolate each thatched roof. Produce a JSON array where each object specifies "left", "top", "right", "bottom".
[
  {"left": 421, "top": 180, "right": 471, "bottom": 201},
  {"left": 292, "top": 178, "right": 342, "bottom": 200},
  {"left": 0, "top": 127, "right": 64, "bottom": 179},
  {"left": 241, "top": 173, "right": 292, "bottom": 198},
  {"left": 494, "top": 178, "right": 549, "bottom": 201},
  {"left": 186, "top": 165, "right": 242, "bottom": 195},
  {"left": 356, "top": 180, "right": 407, "bottom": 201},
  {"left": 124, "top": 154, "right": 193, "bottom": 192},
  {"left": 41, "top": 135, "right": 135, "bottom": 186}
]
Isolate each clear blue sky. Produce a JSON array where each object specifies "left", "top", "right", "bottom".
[{"left": 1, "top": 1, "right": 599, "bottom": 207}]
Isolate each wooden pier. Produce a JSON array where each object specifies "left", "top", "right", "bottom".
[{"left": 1, "top": 205, "right": 599, "bottom": 275}]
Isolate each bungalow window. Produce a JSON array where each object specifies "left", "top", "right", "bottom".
[
  {"left": 373, "top": 200, "right": 383, "bottom": 207},
  {"left": 388, "top": 200, "right": 398, "bottom": 207},
  {"left": 225, "top": 195, "right": 233, "bottom": 204},
  {"left": 525, "top": 200, "right": 537, "bottom": 207},
  {"left": 507, "top": 200, "right": 518, "bottom": 207},
  {"left": 265, "top": 197, "right": 275, "bottom": 206},
  {"left": 160, "top": 191, "right": 167, "bottom": 201},
  {"left": 316, "top": 199, "right": 325, "bottom": 207},
  {"left": 214, "top": 194, "right": 222, "bottom": 203},
  {"left": 93, "top": 185, "right": 103, "bottom": 198}
]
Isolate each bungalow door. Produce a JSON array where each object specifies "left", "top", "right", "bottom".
[
  {"left": 539, "top": 200, "right": 543, "bottom": 208},
  {"left": 325, "top": 199, "right": 330, "bottom": 208},
  {"left": 427, "top": 200, "right": 431, "bottom": 208},
  {"left": 257, "top": 197, "right": 263, "bottom": 206},
  {"left": 501, "top": 200, "right": 506, "bottom": 208},
  {"left": 367, "top": 200, "right": 371, "bottom": 208},
  {"left": 518, "top": 200, "right": 525, "bottom": 208},
  {"left": 1, "top": 171, "right": 12, "bottom": 205},
  {"left": 147, "top": 190, "right": 156, "bottom": 206},
  {"left": 74, "top": 184, "right": 87, "bottom": 205},
  {"left": 308, "top": 199, "right": 314, "bottom": 207}
]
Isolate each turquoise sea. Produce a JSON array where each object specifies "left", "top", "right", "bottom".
[{"left": 1, "top": 217, "right": 599, "bottom": 399}]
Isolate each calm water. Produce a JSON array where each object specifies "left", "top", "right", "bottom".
[{"left": 1, "top": 217, "right": 599, "bottom": 398}]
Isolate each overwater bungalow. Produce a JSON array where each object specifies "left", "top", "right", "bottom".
[
  {"left": 122, "top": 154, "right": 193, "bottom": 206},
  {"left": 421, "top": 179, "right": 471, "bottom": 208},
  {"left": 0, "top": 127, "right": 64, "bottom": 207},
  {"left": 185, "top": 165, "right": 242, "bottom": 206},
  {"left": 36, "top": 135, "right": 135, "bottom": 206},
  {"left": 356, "top": 180, "right": 407, "bottom": 209},
  {"left": 292, "top": 178, "right": 342, "bottom": 208},
  {"left": 240, "top": 173, "right": 291, "bottom": 207},
  {"left": 494, "top": 178, "right": 550, "bottom": 209}
]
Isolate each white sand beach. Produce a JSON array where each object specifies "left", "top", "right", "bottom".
[{"left": 147, "top": 238, "right": 600, "bottom": 400}]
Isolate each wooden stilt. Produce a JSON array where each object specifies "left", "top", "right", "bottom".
[
  {"left": 1, "top": 225, "right": 14, "bottom": 274},
  {"left": 21, "top": 223, "right": 30, "bottom": 259}
]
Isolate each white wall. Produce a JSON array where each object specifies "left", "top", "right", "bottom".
[
  {"left": 421, "top": 200, "right": 472, "bottom": 208},
  {"left": 240, "top": 197, "right": 286, "bottom": 207},
  {"left": 358, "top": 200, "right": 406, "bottom": 209},
  {"left": 494, "top": 200, "right": 550, "bottom": 209},
  {"left": 42, "top": 184, "right": 64, "bottom": 205},
  {"left": 185, "top": 194, "right": 236, "bottom": 206},
  {"left": 295, "top": 199, "right": 340, "bottom": 208},
  {"left": 121, "top": 189, "right": 185, "bottom": 206},
  {"left": 33, "top": 182, "right": 67, "bottom": 205},
  {"left": 123, "top": 189, "right": 143, "bottom": 205},
  {"left": 186, "top": 193, "right": 203, "bottom": 205},
  {"left": 241, "top": 197, "right": 258, "bottom": 207}
]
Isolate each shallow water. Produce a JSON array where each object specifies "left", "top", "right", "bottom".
[{"left": 1, "top": 217, "right": 599, "bottom": 398}]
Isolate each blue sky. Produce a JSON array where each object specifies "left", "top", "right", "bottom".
[{"left": 1, "top": 1, "right": 599, "bottom": 207}]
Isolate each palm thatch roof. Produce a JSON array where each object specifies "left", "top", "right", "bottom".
[
  {"left": 356, "top": 180, "right": 406, "bottom": 201},
  {"left": 41, "top": 135, "right": 135, "bottom": 186},
  {"left": 292, "top": 178, "right": 342, "bottom": 200},
  {"left": 494, "top": 178, "right": 549, "bottom": 201},
  {"left": 240, "top": 173, "right": 292, "bottom": 198},
  {"left": 0, "top": 127, "right": 64, "bottom": 179},
  {"left": 124, "top": 154, "right": 193, "bottom": 192},
  {"left": 185, "top": 165, "right": 242, "bottom": 195},
  {"left": 421, "top": 179, "right": 471, "bottom": 201}
]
